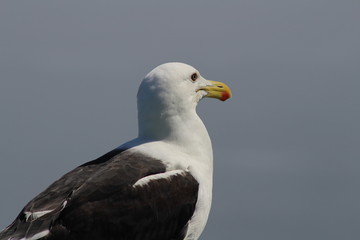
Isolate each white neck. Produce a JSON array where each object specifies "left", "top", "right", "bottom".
[{"left": 137, "top": 105, "right": 212, "bottom": 160}]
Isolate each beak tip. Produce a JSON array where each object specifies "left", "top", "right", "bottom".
[{"left": 220, "top": 91, "right": 231, "bottom": 101}]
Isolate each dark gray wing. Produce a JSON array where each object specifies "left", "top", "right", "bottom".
[{"left": 0, "top": 149, "right": 199, "bottom": 240}]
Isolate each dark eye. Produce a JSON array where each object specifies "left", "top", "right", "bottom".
[{"left": 190, "top": 73, "right": 198, "bottom": 81}]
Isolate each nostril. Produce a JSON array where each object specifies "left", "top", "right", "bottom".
[{"left": 217, "top": 85, "right": 224, "bottom": 88}]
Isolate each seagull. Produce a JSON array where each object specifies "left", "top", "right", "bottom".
[{"left": 0, "top": 62, "right": 232, "bottom": 240}]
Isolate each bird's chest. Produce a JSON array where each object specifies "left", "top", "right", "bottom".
[
  {"left": 183, "top": 164, "right": 213, "bottom": 240},
  {"left": 133, "top": 143, "right": 213, "bottom": 239},
  {"left": 164, "top": 155, "right": 213, "bottom": 240}
]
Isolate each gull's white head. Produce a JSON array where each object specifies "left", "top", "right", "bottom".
[{"left": 137, "top": 62, "right": 231, "bottom": 140}]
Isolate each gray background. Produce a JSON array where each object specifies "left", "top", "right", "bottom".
[{"left": 1, "top": 1, "right": 359, "bottom": 239}]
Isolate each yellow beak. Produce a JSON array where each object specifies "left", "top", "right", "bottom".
[{"left": 197, "top": 80, "right": 232, "bottom": 101}]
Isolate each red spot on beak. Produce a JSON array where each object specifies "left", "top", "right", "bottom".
[{"left": 221, "top": 91, "right": 231, "bottom": 101}]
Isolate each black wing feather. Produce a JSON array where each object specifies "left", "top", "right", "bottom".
[{"left": 0, "top": 149, "right": 199, "bottom": 240}]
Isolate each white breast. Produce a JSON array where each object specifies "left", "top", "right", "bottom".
[{"left": 129, "top": 141, "right": 213, "bottom": 240}]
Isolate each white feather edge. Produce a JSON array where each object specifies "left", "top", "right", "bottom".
[
  {"left": 8, "top": 200, "right": 69, "bottom": 240},
  {"left": 24, "top": 210, "right": 53, "bottom": 222},
  {"left": 20, "top": 230, "right": 50, "bottom": 240},
  {"left": 23, "top": 200, "right": 68, "bottom": 222},
  {"left": 132, "top": 169, "right": 186, "bottom": 188}
]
